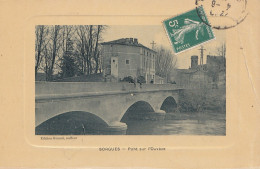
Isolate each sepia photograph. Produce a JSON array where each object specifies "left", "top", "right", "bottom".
[
  {"left": 2, "top": 0, "right": 260, "bottom": 168},
  {"left": 35, "top": 25, "right": 226, "bottom": 135}
]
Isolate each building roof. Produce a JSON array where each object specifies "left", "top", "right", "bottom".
[{"left": 101, "top": 38, "right": 156, "bottom": 53}]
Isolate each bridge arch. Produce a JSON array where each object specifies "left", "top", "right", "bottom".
[
  {"left": 120, "top": 101, "right": 154, "bottom": 123},
  {"left": 160, "top": 96, "right": 177, "bottom": 113},
  {"left": 35, "top": 111, "right": 109, "bottom": 135}
]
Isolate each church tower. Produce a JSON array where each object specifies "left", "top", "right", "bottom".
[{"left": 191, "top": 55, "right": 198, "bottom": 69}]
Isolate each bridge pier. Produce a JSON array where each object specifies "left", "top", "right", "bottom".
[
  {"left": 152, "top": 110, "right": 166, "bottom": 121},
  {"left": 104, "top": 121, "right": 127, "bottom": 135}
]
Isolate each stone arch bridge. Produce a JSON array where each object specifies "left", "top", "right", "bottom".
[{"left": 35, "top": 82, "right": 183, "bottom": 134}]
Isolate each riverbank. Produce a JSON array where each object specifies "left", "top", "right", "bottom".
[
  {"left": 165, "top": 111, "right": 226, "bottom": 121},
  {"left": 179, "top": 88, "right": 226, "bottom": 113}
]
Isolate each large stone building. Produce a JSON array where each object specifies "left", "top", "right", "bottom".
[{"left": 101, "top": 38, "right": 156, "bottom": 83}]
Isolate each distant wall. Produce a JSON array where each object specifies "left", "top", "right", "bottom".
[{"left": 54, "top": 74, "right": 104, "bottom": 82}]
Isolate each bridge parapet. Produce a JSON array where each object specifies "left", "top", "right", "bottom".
[{"left": 36, "top": 82, "right": 183, "bottom": 96}]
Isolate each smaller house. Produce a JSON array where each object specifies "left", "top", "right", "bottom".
[{"left": 170, "top": 54, "right": 226, "bottom": 88}]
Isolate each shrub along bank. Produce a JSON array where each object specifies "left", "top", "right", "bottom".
[{"left": 178, "top": 88, "right": 226, "bottom": 113}]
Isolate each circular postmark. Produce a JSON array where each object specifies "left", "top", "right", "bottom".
[{"left": 195, "top": 0, "right": 248, "bottom": 29}]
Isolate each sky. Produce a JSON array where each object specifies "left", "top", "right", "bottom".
[{"left": 102, "top": 25, "right": 225, "bottom": 69}]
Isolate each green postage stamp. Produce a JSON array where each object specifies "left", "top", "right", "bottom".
[{"left": 163, "top": 5, "right": 215, "bottom": 54}]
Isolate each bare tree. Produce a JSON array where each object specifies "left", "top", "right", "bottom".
[
  {"left": 217, "top": 42, "right": 226, "bottom": 68},
  {"left": 86, "top": 25, "right": 93, "bottom": 75},
  {"left": 75, "top": 25, "right": 88, "bottom": 75},
  {"left": 35, "top": 25, "right": 49, "bottom": 77},
  {"left": 75, "top": 25, "right": 93, "bottom": 75},
  {"left": 92, "top": 25, "right": 106, "bottom": 74},
  {"left": 61, "top": 25, "right": 74, "bottom": 53},
  {"left": 74, "top": 25, "right": 107, "bottom": 75},
  {"left": 217, "top": 42, "right": 226, "bottom": 58},
  {"left": 155, "top": 46, "right": 177, "bottom": 79},
  {"left": 43, "top": 25, "right": 62, "bottom": 81},
  {"left": 36, "top": 25, "right": 107, "bottom": 80}
]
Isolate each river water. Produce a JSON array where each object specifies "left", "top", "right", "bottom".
[
  {"left": 36, "top": 111, "right": 226, "bottom": 135},
  {"left": 125, "top": 112, "right": 226, "bottom": 135}
]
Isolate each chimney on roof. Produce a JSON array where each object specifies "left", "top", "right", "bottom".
[
  {"left": 134, "top": 38, "right": 138, "bottom": 44},
  {"left": 130, "top": 38, "right": 133, "bottom": 43}
]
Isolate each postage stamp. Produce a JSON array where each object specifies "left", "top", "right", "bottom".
[{"left": 163, "top": 5, "right": 215, "bottom": 54}]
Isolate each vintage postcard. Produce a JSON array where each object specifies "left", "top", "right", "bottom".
[
  {"left": 1, "top": 0, "right": 260, "bottom": 169},
  {"left": 35, "top": 25, "right": 226, "bottom": 136}
]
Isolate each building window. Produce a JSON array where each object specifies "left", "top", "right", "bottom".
[
  {"left": 126, "top": 60, "right": 130, "bottom": 64},
  {"left": 113, "top": 59, "right": 115, "bottom": 63}
]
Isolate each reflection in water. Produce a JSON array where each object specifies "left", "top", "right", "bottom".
[
  {"left": 36, "top": 111, "right": 225, "bottom": 135},
  {"left": 125, "top": 112, "right": 226, "bottom": 135}
]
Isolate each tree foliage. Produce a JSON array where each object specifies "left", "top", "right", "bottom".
[
  {"left": 155, "top": 46, "right": 177, "bottom": 78},
  {"left": 35, "top": 25, "right": 49, "bottom": 77},
  {"left": 59, "top": 38, "right": 76, "bottom": 78}
]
